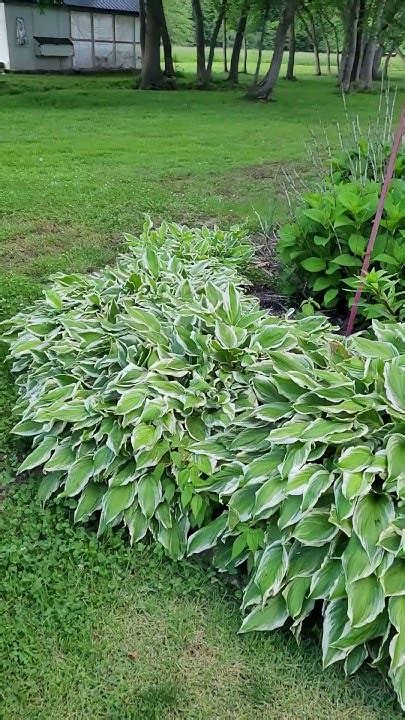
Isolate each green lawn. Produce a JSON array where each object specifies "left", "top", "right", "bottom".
[
  {"left": 173, "top": 45, "right": 405, "bottom": 78},
  {"left": 1, "top": 62, "right": 405, "bottom": 719}
]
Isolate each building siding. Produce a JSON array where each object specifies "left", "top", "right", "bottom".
[
  {"left": 0, "top": 3, "right": 11, "bottom": 68},
  {"left": 5, "top": 3, "right": 72, "bottom": 70},
  {"left": 70, "top": 10, "right": 140, "bottom": 69},
  {"left": 2, "top": 2, "right": 140, "bottom": 71}
]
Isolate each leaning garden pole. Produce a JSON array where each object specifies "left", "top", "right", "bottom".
[{"left": 345, "top": 104, "right": 405, "bottom": 336}]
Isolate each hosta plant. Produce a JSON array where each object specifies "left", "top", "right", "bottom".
[
  {"left": 124, "top": 217, "right": 255, "bottom": 268},
  {"left": 277, "top": 178, "right": 405, "bottom": 312},
  {"left": 2, "top": 220, "right": 325, "bottom": 560},
  {"left": 188, "top": 319, "right": 405, "bottom": 708}
]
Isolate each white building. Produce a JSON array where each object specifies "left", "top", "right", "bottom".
[{"left": 0, "top": 0, "right": 141, "bottom": 72}]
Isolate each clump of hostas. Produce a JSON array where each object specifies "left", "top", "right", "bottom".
[{"left": 3, "top": 221, "right": 405, "bottom": 708}]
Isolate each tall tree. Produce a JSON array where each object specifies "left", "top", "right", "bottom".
[
  {"left": 382, "top": 43, "right": 395, "bottom": 80},
  {"left": 254, "top": 1, "right": 271, "bottom": 83},
  {"left": 324, "top": 14, "right": 341, "bottom": 73},
  {"left": 207, "top": 1, "right": 228, "bottom": 80},
  {"left": 350, "top": 0, "right": 366, "bottom": 83},
  {"left": 358, "top": 0, "right": 390, "bottom": 90},
  {"left": 317, "top": 12, "right": 332, "bottom": 73},
  {"left": 140, "top": 0, "right": 146, "bottom": 58},
  {"left": 299, "top": 8, "right": 322, "bottom": 75},
  {"left": 285, "top": 17, "right": 296, "bottom": 79},
  {"left": 141, "top": 0, "right": 165, "bottom": 89},
  {"left": 223, "top": 14, "right": 228, "bottom": 71},
  {"left": 191, "top": 0, "right": 208, "bottom": 86},
  {"left": 337, "top": 0, "right": 403, "bottom": 91},
  {"left": 249, "top": 0, "right": 300, "bottom": 100},
  {"left": 243, "top": 35, "right": 248, "bottom": 73},
  {"left": 372, "top": 45, "right": 383, "bottom": 79},
  {"left": 159, "top": 1, "right": 175, "bottom": 77},
  {"left": 339, "top": 0, "right": 361, "bottom": 92},
  {"left": 228, "top": 1, "right": 250, "bottom": 83}
]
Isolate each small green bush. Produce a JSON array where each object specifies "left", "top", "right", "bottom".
[
  {"left": 330, "top": 140, "right": 405, "bottom": 185},
  {"left": 345, "top": 269, "right": 405, "bottom": 322},
  {"left": 277, "top": 178, "right": 405, "bottom": 313}
]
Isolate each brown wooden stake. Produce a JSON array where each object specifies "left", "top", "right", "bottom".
[{"left": 345, "top": 104, "right": 405, "bottom": 336}]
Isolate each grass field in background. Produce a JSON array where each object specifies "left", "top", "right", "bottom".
[
  {"left": 173, "top": 45, "right": 404, "bottom": 77},
  {"left": 1, "top": 54, "right": 404, "bottom": 719}
]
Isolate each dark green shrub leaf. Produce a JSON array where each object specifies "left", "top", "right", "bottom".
[
  {"left": 324, "top": 288, "right": 339, "bottom": 306},
  {"left": 301, "top": 257, "right": 327, "bottom": 272}
]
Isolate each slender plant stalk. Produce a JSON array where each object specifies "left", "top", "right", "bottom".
[{"left": 346, "top": 105, "right": 405, "bottom": 335}]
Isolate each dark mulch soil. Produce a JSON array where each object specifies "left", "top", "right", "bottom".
[
  {"left": 248, "top": 231, "right": 349, "bottom": 331},
  {"left": 248, "top": 231, "right": 294, "bottom": 314},
  {"left": 250, "top": 283, "right": 293, "bottom": 314}
]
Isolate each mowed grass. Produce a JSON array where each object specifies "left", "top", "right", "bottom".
[
  {"left": 0, "top": 57, "right": 404, "bottom": 719},
  {"left": 1, "top": 483, "right": 403, "bottom": 720}
]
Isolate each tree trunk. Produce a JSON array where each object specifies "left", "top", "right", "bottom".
[
  {"left": 207, "top": 1, "right": 226, "bottom": 79},
  {"left": 326, "top": 40, "right": 331, "bottom": 74},
  {"left": 228, "top": 1, "right": 250, "bottom": 83},
  {"left": 191, "top": 0, "right": 207, "bottom": 86},
  {"left": 340, "top": 0, "right": 361, "bottom": 92},
  {"left": 299, "top": 11, "right": 321, "bottom": 76},
  {"left": 383, "top": 46, "right": 394, "bottom": 81},
  {"left": 285, "top": 18, "right": 296, "bottom": 80},
  {"left": 358, "top": 38, "right": 376, "bottom": 90},
  {"left": 308, "top": 9, "right": 322, "bottom": 76},
  {"left": 223, "top": 15, "right": 228, "bottom": 72},
  {"left": 140, "top": 0, "right": 165, "bottom": 89},
  {"left": 139, "top": 0, "right": 146, "bottom": 59},
  {"left": 250, "top": 0, "right": 299, "bottom": 100},
  {"left": 338, "top": 36, "right": 349, "bottom": 84},
  {"left": 333, "top": 29, "right": 340, "bottom": 74},
  {"left": 353, "top": 30, "right": 366, "bottom": 83},
  {"left": 243, "top": 35, "right": 248, "bottom": 73},
  {"left": 314, "top": 45, "right": 321, "bottom": 76},
  {"left": 372, "top": 45, "right": 383, "bottom": 80},
  {"left": 351, "top": 0, "right": 365, "bottom": 82},
  {"left": 359, "top": 0, "right": 389, "bottom": 90},
  {"left": 254, "top": 4, "right": 270, "bottom": 84},
  {"left": 159, "top": 0, "right": 174, "bottom": 77},
  {"left": 313, "top": 43, "right": 321, "bottom": 76},
  {"left": 318, "top": 14, "right": 331, "bottom": 73},
  {"left": 324, "top": 17, "right": 340, "bottom": 74},
  {"left": 358, "top": 1, "right": 387, "bottom": 89}
]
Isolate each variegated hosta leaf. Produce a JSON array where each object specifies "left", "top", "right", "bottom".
[{"left": 239, "top": 593, "right": 289, "bottom": 633}]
